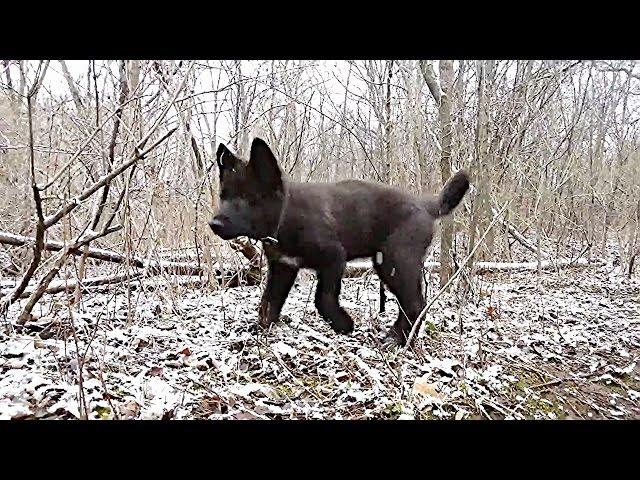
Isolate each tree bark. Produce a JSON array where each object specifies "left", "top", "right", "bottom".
[
  {"left": 59, "top": 60, "right": 85, "bottom": 113},
  {"left": 383, "top": 60, "right": 394, "bottom": 184},
  {"left": 438, "top": 60, "right": 455, "bottom": 286}
]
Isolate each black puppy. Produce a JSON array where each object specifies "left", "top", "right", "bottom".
[{"left": 209, "top": 138, "right": 470, "bottom": 346}]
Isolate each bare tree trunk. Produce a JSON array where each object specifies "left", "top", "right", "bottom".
[
  {"left": 59, "top": 60, "right": 85, "bottom": 114},
  {"left": 233, "top": 60, "right": 243, "bottom": 152},
  {"left": 438, "top": 60, "right": 455, "bottom": 286},
  {"left": 468, "top": 60, "right": 490, "bottom": 270},
  {"left": 74, "top": 60, "right": 129, "bottom": 308},
  {"left": 384, "top": 60, "right": 394, "bottom": 184},
  {"left": 0, "top": 65, "right": 49, "bottom": 317},
  {"left": 419, "top": 61, "right": 441, "bottom": 105}
]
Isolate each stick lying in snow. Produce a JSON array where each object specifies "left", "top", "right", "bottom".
[
  {"left": 0, "top": 273, "right": 215, "bottom": 299},
  {"left": 6, "top": 272, "right": 144, "bottom": 298},
  {"left": 3, "top": 228, "right": 592, "bottom": 280},
  {"left": 346, "top": 257, "right": 598, "bottom": 276},
  {"left": 0, "top": 230, "right": 203, "bottom": 276}
]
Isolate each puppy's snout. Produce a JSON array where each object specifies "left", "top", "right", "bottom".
[{"left": 208, "top": 216, "right": 226, "bottom": 235}]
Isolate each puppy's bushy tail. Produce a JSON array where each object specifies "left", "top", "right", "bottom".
[{"left": 427, "top": 170, "right": 470, "bottom": 218}]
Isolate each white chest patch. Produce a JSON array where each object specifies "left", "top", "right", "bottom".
[{"left": 276, "top": 255, "right": 302, "bottom": 268}]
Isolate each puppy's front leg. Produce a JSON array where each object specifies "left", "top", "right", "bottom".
[{"left": 258, "top": 261, "right": 299, "bottom": 328}]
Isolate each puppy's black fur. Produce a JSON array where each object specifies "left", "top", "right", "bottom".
[{"left": 209, "top": 138, "right": 470, "bottom": 346}]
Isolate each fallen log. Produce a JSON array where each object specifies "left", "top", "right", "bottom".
[
  {"left": 0, "top": 257, "right": 602, "bottom": 301},
  {"left": 471, "top": 258, "right": 600, "bottom": 274},
  {"left": 345, "top": 257, "right": 600, "bottom": 276},
  {"left": 0, "top": 266, "right": 261, "bottom": 299},
  {"left": 21, "top": 272, "right": 142, "bottom": 297},
  {"left": 0, "top": 230, "right": 203, "bottom": 276}
]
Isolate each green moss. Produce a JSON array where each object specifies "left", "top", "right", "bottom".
[
  {"left": 507, "top": 375, "right": 567, "bottom": 419},
  {"left": 94, "top": 406, "right": 112, "bottom": 419},
  {"left": 276, "top": 384, "right": 295, "bottom": 398},
  {"left": 425, "top": 321, "right": 437, "bottom": 333},
  {"left": 381, "top": 402, "right": 404, "bottom": 419},
  {"left": 524, "top": 396, "right": 566, "bottom": 419},
  {"left": 416, "top": 409, "right": 436, "bottom": 420},
  {"left": 459, "top": 381, "right": 471, "bottom": 396}
]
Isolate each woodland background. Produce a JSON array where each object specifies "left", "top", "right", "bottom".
[{"left": 0, "top": 60, "right": 638, "bottom": 420}]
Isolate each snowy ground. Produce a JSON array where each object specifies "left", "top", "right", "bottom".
[{"left": 1, "top": 260, "right": 639, "bottom": 420}]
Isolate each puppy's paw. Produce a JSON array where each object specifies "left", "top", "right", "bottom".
[{"left": 330, "top": 318, "right": 354, "bottom": 334}]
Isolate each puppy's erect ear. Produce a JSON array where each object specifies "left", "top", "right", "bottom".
[
  {"left": 216, "top": 143, "right": 238, "bottom": 171},
  {"left": 248, "top": 138, "right": 282, "bottom": 190}
]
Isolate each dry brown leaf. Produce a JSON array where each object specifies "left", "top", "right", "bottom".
[
  {"left": 119, "top": 401, "right": 141, "bottom": 419},
  {"left": 147, "top": 366, "right": 164, "bottom": 377},
  {"left": 161, "top": 408, "right": 175, "bottom": 420},
  {"left": 234, "top": 411, "right": 261, "bottom": 420},
  {"left": 134, "top": 338, "right": 150, "bottom": 352},
  {"left": 412, "top": 375, "right": 445, "bottom": 401},
  {"left": 199, "top": 395, "right": 227, "bottom": 415}
]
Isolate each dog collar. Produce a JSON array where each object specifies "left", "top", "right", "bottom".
[{"left": 260, "top": 189, "right": 289, "bottom": 247}]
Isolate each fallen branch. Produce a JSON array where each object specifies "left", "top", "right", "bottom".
[
  {"left": 473, "top": 257, "right": 599, "bottom": 274},
  {"left": 1, "top": 84, "right": 47, "bottom": 316},
  {"left": 1, "top": 271, "right": 248, "bottom": 300},
  {"left": 8, "top": 272, "right": 143, "bottom": 298},
  {"left": 0, "top": 230, "right": 203, "bottom": 276},
  {"left": 229, "top": 238, "right": 261, "bottom": 267},
  {"left": 1, "top": 264, "right": 259, "bottom": 300},
  {"left": 18, "top": 226, "right": 123, "bottom": 323},
  {"left": 346, "top": 257, "right": 598, "bottom": 276}
]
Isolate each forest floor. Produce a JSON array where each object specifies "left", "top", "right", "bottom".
[{"left": 1, "top": 257, "right": 639, "bottom": 420}]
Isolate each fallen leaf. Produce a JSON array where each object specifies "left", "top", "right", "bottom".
[
  {"left": 196, "top": 361, "right": 210, "bottom": 371},
  {"left": 94, "top": 405, "right": 112, "bottom": 419},
  {"left": 161, "top": 408, "right": 175, "bottom": 420},
  {"left": 4, "top": 358, "right": 27, "bottom": 369},
  {"left": 147, "top": 366, "right": 164, "bottom": 377},
  {"left": 134, "top": 338, "right": 150, "bottom": 352},
  {"left": 234, "top": 411, "right": 262, "bottom": 420},
  {"left": 199, "top": 396, "right": 227, "bottom": 415},
  {"left": 182, "top": 355, "right": 197, "bottom": 367},
  {"left": 118, "top": 401, "right": 141, "bottom": 419},
  {"left": 412, "top": 375, "right": 446, "bottom": 402}
]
